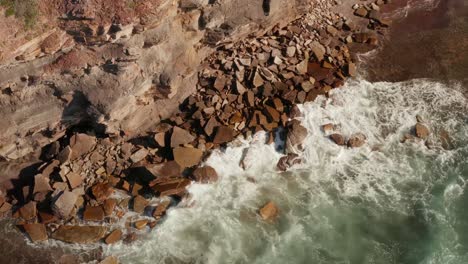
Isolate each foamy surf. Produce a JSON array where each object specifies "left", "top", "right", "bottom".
[{"left": 106, "top": 78, "right": 468, "bottom": 264}]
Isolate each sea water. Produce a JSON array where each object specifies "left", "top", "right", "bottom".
[{"left": 110, "top": 78, "right": 468, "bottom": 264}]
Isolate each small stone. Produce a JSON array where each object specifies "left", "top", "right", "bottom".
[
  {"left": 347, "top": 63, "right": 357, "bottom": 77},
  {"left": 322, "top": 123, "right": 335, "bottom": 133},
  {"left": 354, "top": 7, "right": 368, "bottom": 17},
  {"left": 259, "top": 201, "right": 278, "bottom": 221},
  {"left": 286, "top": 46, "right": 296, "bottom": 57},
  {"left": 154, "top": 132, "right": 166, "bottom": 147}
]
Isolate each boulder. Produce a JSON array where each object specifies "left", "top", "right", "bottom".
[
  {"left": 415, "top": 123, "right": 430, "bottom": 139},
  {"left": 321, "top": 123, "right": 335, "bottom": 133},
  {"left": 51, "top": 225, "right": 108, "bottom": 244},
  {"left": 92, "top": 183, "right": 114, "bottom": 201},
  {"left": 171, "top": 126, "right": 196, "bottom": 147},
  {"left": 19, "top": 201, "right": 37, "bottom": 220},
  {"left": 22, "top": 223, "right": 48, "bottom": 242},
  {"left": 152, "top": 200, "right": 171, "bottom": 219},
  {"left": 330, "top": 133, "right": 346, "bottom": 146},
  {"left": 53, "top": 191, "right": 78, "bottom": 218},
  {"left": 151, "top": 178, "right": 191, "bottom": 197},
  {"left": 259, "top": 201, "right": 278, "bottom": 221},
  {"left": 147, "top": 161, "right": 182, "bottom": 178},
  {"left": 83, "top": 206, "right": 105, "bottom": 221},
  {"left": 173, "top": 147, "right": 203, "bottom": 168},
  {"left": 277, "top": 153, "right": 302, "bottom": 172},
  {"left": 213, "top": 126, "right": 235, "bottom": 144},
  {"left": 34, "top": 174, "right": 52, "bottom": 194},
  {"left": 105, "top": 229, "right": 122, "bottom": 244},
  {"left": 70, "top": 134, "right": 96, "bottom": 160},
  {"left": 130, "top": 148, "right": 149, "bottom": 163},
  {"left": 347, "top": 133, "right": 367, "bottom": 148},
  {"left": 66, "top": 172, "right": 82, "bottom": 189},
  {"left": 285, "top": 120, "right": 308, "bottom": 153},
  {"left": 103, "top": 199, "right": 117, "bottom": 216},
  {"left": 132, "top": 195, "right": 148, "bottom": 214},
  {"left": 193, "top": 166, "right": 218, "bottom": 183}
]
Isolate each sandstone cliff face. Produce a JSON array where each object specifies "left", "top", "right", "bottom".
[{"left": 0, "top": 0, "right": 311, "bottom": 161}]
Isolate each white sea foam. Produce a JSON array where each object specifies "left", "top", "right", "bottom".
[{"left": 106, "top": 78, "right": 467, "bottom": 264}]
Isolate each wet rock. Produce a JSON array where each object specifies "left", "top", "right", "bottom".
[
  {"left": 52, "top": 225, "right": 108, "bottom": 244},
  {"left": 322, "top": 123, "right": 335, "bottom": 133},
  {"left": 439, "top": 129, "right": 453, "bottom": 150},
  {"left": 193, "top": 166, "right": 218, "bottom": 183},
  {"left": 70, "top": 134, "right": 96, "bottom": 160},
  {"left": 99, "top": 256, "right": 119, "bottom": 264},
  {"left": 173, "top": 147, "right": 203, "bottom": 168},
  {"left": 285, "top": 120, "right": 308, "bottom": 153},
  {"left": 213, "top": 126, "right": 235, "bottom": 144},
  {"left": 105, "top": 229, "right": 122, "bottom": 244},
  {"left": 19, "top": 201, "right": 37, "bottom": 220},
  {"left": 130, "top": 148, "right": 149, "bottom": 163},
  {"left": 277, "top": 153, "right": 302, "bottom": 172},
  {"left": 171, "top": 126, "right": 196, "bottom": 147},
  {"left": 103, "top": 199, "right": 117, "bottom": 216},
  {"left": 132, "top": 195, "right": 148, "bottom": 214},
  {"left": 415, "top": 123, "right": 430, "bottom": 139},
  {"left": 134, "top": 219, "right": 149, "bottom": 230},
  {"left": 151, "top": 178, "right": 191, "bottom": 197},
  {"left": 152, "top": 200, "right": 171, "bottom": 220},
  {"left": 22, "top": 223, "right": 48, "bottom": 242},
  {"left": 259, "top": 201, "right": 278, "bottom": 221},
  {"left": 53, "top": 191, "right": 78, "bottom": 218},
  {"left": 91, "top": 183, "right": 114, "bottom": 201},
  {"left": 330, "top": 133, "right": 346, "bottom": 146},
  {"left": 147, "top": 161, "right": 182, "bottom": 178},
  {"left": 83, "top": 206, "right": 105, "bottom": 221},
  {"left": 346, "top": 63, "right": 357, "bottom": 77},
  {"left": 347, "top": 133, "right": 367, "bottom": 148}
]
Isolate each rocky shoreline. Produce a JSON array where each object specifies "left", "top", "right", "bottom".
[{"left": 0, "top": 0, "right": 413, "bottom": 263}]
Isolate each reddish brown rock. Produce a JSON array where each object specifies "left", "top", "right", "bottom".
[
  {"left": 259, "top": 201, "right": 279, "bottom": 221},
  {"left": 171, "top": 126, "right": 196, "bottom": 147},
  {"left": 151, "top": 178, "right": 191, "bottom": 197},
  {"left": 66, "top": 172, "right": 82, "bottom": 189},
  {"left": 348, "top": 133, "right": 367, "bottom": 148},
  {"left": 105, "top": 229, "right": 122, "bottom": 244},
  {"left": 83, "top": 206, "right": 105, "bottom": 221},
  {"left": 22, "top": 223, "right": 48, "bottom": 242},
  {"left": 34, "top": 174, "right": 52, "bottom": 194},
  {"left": 39, "top": 212, "right": 57, "bottom": 224},
  {"left": 134, "top": 219, "right": 149, "bottom": 230},
  {"left": 277, "top": 153, "right": 302, "bottom": 172},
  {"left": 264, "top": 106, "right": 280, "bottom": 123},
  {"left": 19, "top": 201, "right": 37, "bottom": 220},
  {"left": 213, "top": 126, "right": 235, "bottom": 144},
  {"left": 92, "top": 183, "right": 114, "bottom": 201},
  {"left": 70, "top": 133, "right": 96, "bottom": 160},
  {"left": 330, "top": 133, "right": 346, "bottom": 146},
  {"left": 154, "top": 132, "right": 166, "bottom": 147},
  {"left": 322, "top": 123, "right": 335, "bottom": 133},
  {"left": 99, "top": 256, "right": 119, "bottom": 264},
  {"left": 147, "top": 161, "right": 182, "bottom": 178},
  {"left": 51, "top": 225, "right": 108, "bottom": 244},
  {"left": 415, "top": 123, "right": 430, "bottom": 139},
  {"left": 193, "top": 166, "right": 218, "bottom": 183},
  {"left": 53, "top": 191, "right": 78, "bottom": 218},
  {"left": 132, "top": 195, "right": 148, "bottom": 214},
  {"left": 173, "top": 147, "right": 203, "bottom": 168},
  {"left": 103, "top": 199, "right": 117, "bottom": 216},
  {"left": 153, "top": 200, "right": 171, "bottom": 219}
]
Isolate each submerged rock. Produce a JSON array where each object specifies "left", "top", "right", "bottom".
[
  {"left": 259, "top": 201, "right": 279, "bottom": 221},
  {"left": 193, "top": 166, "right": 218, "bottom": 183},
  {"left": 330, "top": 133, "right": 346, "bottom": 146},
  {"left": 347, "top": 133, "right": 367, "bottom": 148},
  {"left": 285, "top": 120, "right": 308, "bottom": 153},
  {"left": 415, "top": 123, "right": 430, "bottom": 139},
  {"left": 277, "top": 153, "right": 302, "bottom": 172}
]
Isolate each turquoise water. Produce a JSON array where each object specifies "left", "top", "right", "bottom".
[{"left": 109, "top": 78, "right": 468, "bottom": 264}]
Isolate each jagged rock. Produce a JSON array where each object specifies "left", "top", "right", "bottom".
[
  {"left": 193, "top": 166, "right": 218, "bottom": 183},
  {"left": 22, "top": 223, "right": 48, "bottom": 242},
  {"left": 213, "top": 126, "right": 235, "bottom": 144},
  {"left": 34, "top": 174, "right": 52, "bottom": 194},
  {"left": 66, "top": 172, "right": 82, "bottom": 189},
  {"left": 53, "top": 191, "right": 78, "bottom": 218},
  {"left": 19, "top": 201, "right": 37, "bottom": 220},
  {"left": 132, "top": 195, "right": 148, "bottom": 214},
  {"left": 130, "top": 148, "right": 149, "bottom": 163},
  {"left": 347, "top": 133, "right": 367, "bottom": 148},
  {"left": 83, "top": 206, "right": 105, "bottom": 221},
  {"left": 151, "top": 178, "right": 191, "bottom": 197},
  {"left": 92, "top": 183, "right": 114, "bottom": 201},
  {"left": 415, "top": 123, "right": 430, "bottom": 139},
  {"left": 105, "top": 229, "right": 122, "bottom": 244},
  {"left": 259, "top": 201, "right": 278, "bottom": 221},
  {"left": 52, "top": 225, "right": 108, "bottom": 244},
  {"left": 171, "top": 126, "right": 196, "bottom": 147},
  {"left": 330, "top": 133, "right": 346, "bottom": 146},
  {"left": 285, "top": 120, "right": 308, "bottom": 153},
  {"left": 70, "top": 134, "right": 96, "bottom": 160},
  {"left": 354, "top": 7, "right": 368, "bottom": 17},
  {"left": 277, "top": 153, "right": 302, "bottom": 171},
  {"left": 153, "top": 200, "right": 171, "bottom": 219},
  {"left": 173, "top": 147, "right": 203, "bottom": 168}
]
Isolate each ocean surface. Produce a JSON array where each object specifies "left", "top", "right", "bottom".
[{"left": 112, "top": 77, "right": 468, "bottom": 264}]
